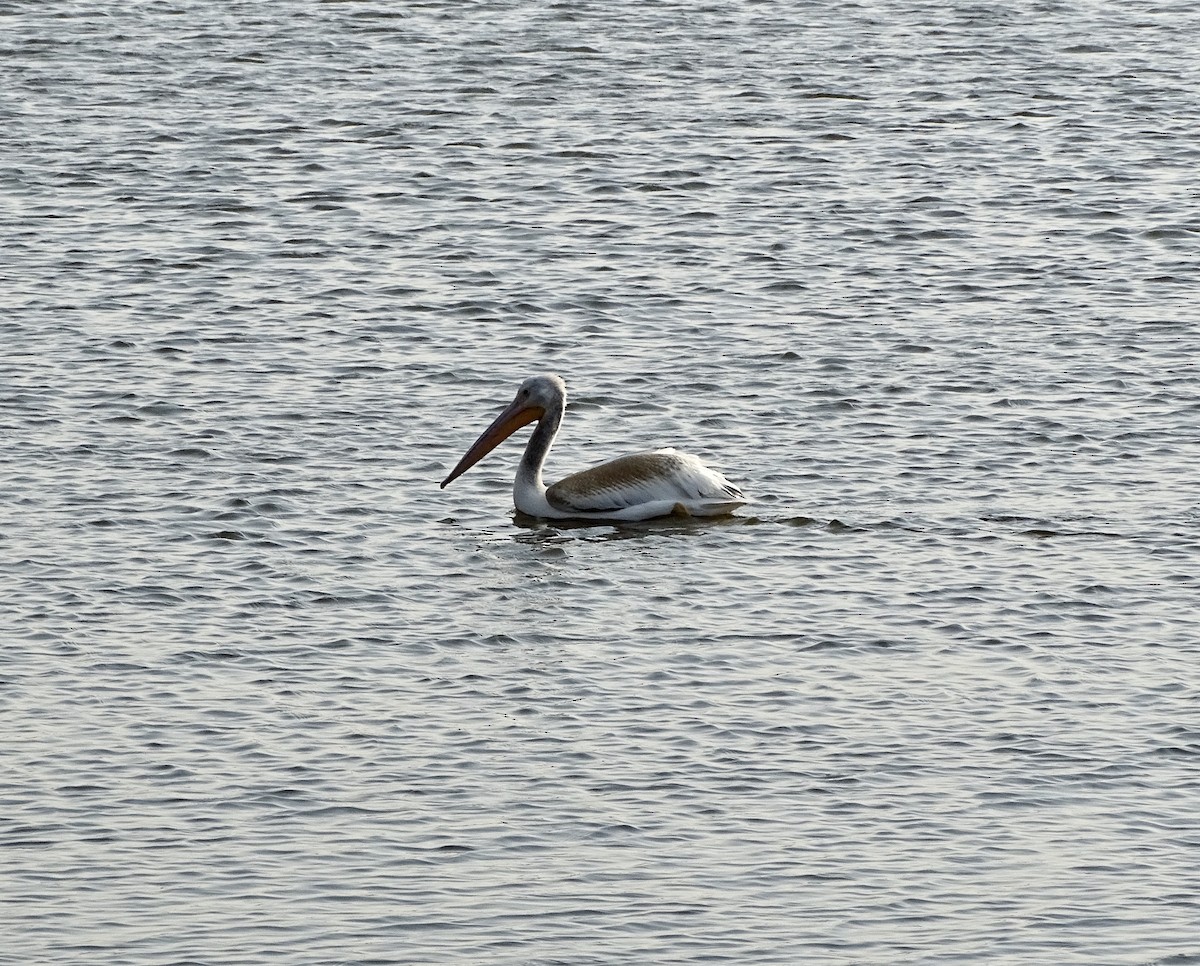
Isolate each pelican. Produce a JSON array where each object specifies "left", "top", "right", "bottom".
[{"left": 440, "top": 374, "right": 746, "bottom": 522}]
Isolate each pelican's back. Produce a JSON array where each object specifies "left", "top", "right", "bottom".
[{"left": 546, "top": 448, "right": 744, "bottom": 517}]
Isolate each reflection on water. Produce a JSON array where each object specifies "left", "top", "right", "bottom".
[{"left": 511, "top": 509, "right": 757, "bottom": 540}]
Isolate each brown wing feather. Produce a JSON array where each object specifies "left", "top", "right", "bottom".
[{"left": 546, "top": 451, "right": 737, "bottom": 513}]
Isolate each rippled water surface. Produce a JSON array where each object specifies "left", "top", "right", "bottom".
[{"left": 4, "top": 1, "right": 1200, "bottom": 963}]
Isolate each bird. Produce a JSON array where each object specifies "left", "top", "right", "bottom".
[{"left": 440, "top": 373, "right": 746, "bottom": 522}]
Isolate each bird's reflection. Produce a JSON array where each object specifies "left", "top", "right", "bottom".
[{"left": 510, "top": 509, "right": 759, "bottom": 544}]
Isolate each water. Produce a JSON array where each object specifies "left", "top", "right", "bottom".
[{"left": 3, "top": 1, "right": 1199, "bottom": 962}]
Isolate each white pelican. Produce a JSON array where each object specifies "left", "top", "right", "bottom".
[{"left": 440, "top": 374, "right": 747, "bottom": 522}]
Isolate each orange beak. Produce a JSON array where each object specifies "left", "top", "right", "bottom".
[{"left": 440, "top": 399, "right": 545, "bottom": 488}]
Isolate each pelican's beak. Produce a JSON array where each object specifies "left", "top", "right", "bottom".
[{"left": 440, "top": 397, "right": 544, "bottom": 488}]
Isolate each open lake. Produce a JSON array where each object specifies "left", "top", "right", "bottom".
[{"left": 3, "top": 1, "right": 1199, "bottom": 962}]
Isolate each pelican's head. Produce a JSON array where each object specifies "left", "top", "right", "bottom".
[
  {"left": 440, "top": 374, "right": 567, "bottom": 488},
  {"left": 517, "top": 372, "right": 567, "bottom": 410}
]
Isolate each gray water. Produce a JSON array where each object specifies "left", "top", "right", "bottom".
[{"left": 3, "top": 1, "right": 1200, "bottom": 963}]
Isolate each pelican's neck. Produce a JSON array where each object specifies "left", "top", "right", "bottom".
[{"left": 516, "top": 399, "right": 562, "bottom": 495}]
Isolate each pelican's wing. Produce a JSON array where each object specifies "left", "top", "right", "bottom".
[{"left": 546, "top": 448, "right": 743, "bottom": 515}]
